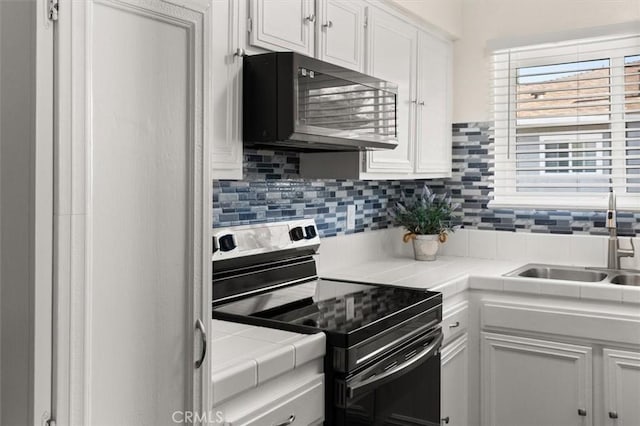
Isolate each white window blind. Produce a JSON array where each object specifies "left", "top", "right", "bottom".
[{"left": 492, "top": 35, "right": 640, "bottom": 210}]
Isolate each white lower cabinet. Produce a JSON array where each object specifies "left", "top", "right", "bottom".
[
  {"left": 603, "top": 348, "right": 640, "bottom": 426},
  {"left": 481, "top": 332, "right": 592, "bottom": 426},
  {"left": 442, "top": 333, "right": 469, "bottom": 426},
  {"left": 215, "top": 371, "right": 324, "bottom": 426}
]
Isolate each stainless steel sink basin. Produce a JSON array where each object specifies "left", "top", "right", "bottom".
[
  {"left": 511, "top": 266, "right": 608, "bottom": 282},
  {"left": 610, "top": 274, "right": 640, "bottom": 286},
  {"left": 505, "top": 263, "right": 640, "bottom": 285}
]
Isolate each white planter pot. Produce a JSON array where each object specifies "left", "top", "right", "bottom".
[{"left": 412, "top": 234, "right": 440, "bottom": 261}]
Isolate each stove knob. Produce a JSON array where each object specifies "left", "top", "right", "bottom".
[
  {"left": 289, "top": 226, "right": 305, "bottom": 241},
  {"left": 218, "top": 234, "right": 236, "bottom": 252},
  {"left": 304, "top": 225, "right": 317, "bottom": 239}
]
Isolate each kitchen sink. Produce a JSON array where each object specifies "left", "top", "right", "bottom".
[
  {"left": 610, "top": 274, "right": 640, "bottom": 286},
  {"left": 515, "top": 266, "right": 608, "bottom": 282},
  {"left": 504, "top": 263, "right": 640, "bottom": 285}
]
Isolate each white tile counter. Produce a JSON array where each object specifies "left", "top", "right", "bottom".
[
  {"left": 322, "top": 254, "right": 640, "bottom": 304},
  {"left": 211, "top": 320, "right": 325, "bottom": 406},
  {"left": 319, "top": 228, "right": 640, "bottom": 304}
]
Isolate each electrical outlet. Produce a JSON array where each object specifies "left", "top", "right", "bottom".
[{"left": 347, "top": 205, "right": 356, "bottom": 230}]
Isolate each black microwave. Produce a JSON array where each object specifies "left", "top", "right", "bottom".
[{"left": 243, "top": 52, "right": 398, "bottom": 152}]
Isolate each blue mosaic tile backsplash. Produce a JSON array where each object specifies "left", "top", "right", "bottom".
[
  {"left": 213, "top": 149, "right": 442, "bottom": 237},
  {"left": 212, "top": 122, "right": 640, "bottom": 238},
  {"left": 449, "top": 122, "right": 640, "bottom": 237}
]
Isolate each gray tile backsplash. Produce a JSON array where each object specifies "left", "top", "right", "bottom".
[{"left": 212, "top": 122, "right": 640, "bottom": 238}]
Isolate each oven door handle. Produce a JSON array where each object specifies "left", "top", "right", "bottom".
[{"left": 347, "top": 330, "right": 443, "bottom": 400}]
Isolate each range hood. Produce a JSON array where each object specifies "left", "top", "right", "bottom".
[{"left": 243, "top": 52, "right": 398, "bottom": 152}]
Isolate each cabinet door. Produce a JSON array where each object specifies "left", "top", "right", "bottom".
[
  {"left": 481, "top": 333, "right": 592, "bottom": 426},
  {"left": 55, "top": 0, "right": 211, "bottom": 424},
  {"left": 442, "top": 334, "right": 469, "bottom": 426},
  {"left": 249, "top": 0, "right": 315, "bottom": 56},
  {"left": 604, "top": 349, "right": 640, "bottom": 426},
  {"left": 364, "top": 7, "right": 417, "bottom": 173},
  {"left": 317, "top": 0, "right": 365, "bottom": 71},
  {"left": 415, "top": 31, "right": 452, "bottom": 176},
  {"left": 212, "top": 0, "right": 243, "bottom": 180}
]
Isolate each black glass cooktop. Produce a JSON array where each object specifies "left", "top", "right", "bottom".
[{"left": 213, "top": 279, "right": 442, "bottom": 347}]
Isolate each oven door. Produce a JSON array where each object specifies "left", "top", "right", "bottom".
[{"left": 336, "top": 327, "right": 443, "bottom": 426}]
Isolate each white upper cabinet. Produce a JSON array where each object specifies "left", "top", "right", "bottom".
[
  {"left": 603, "top": 349, "right": 640, "bottom": 426},
  {"left": 218, "top": 1, "right": 453, "bottom": 180},
  {"left": 212, "top": 0, "right": 244, "bottom": 180},
  {"left": 415, "top": 30, "right": 452, "bottom": 177},
  {"left": 364, "top": 6, "right": 417, "bottom": 174},
  {"left": 299, "top": 5, "right": 453, "bottom": 180},
  {"left": 317, "top": 0, "right": 366, "bottom": 71},
  {"left": 249, "top": 0, "right": 316, "bottom": 56}
]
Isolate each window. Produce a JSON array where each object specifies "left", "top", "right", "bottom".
[{"left": 492, "top": 35, "right": 640, "bottom": 210}]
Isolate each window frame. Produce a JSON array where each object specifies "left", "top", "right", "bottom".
[{"left": 491, "top": 36, "right": 640, "bottom": 211}]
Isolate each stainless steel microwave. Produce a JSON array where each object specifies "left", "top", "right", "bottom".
[{"left": 243, "top": 52, "right": 398, "bottom": 152}]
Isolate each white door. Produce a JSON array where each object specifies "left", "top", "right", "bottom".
[
  {"left": 249, "top": 0, "right": 315, "bottom": 56},
  {"left": 212, "top": 0, "right": 243, "bottom": 180},
  {"left": 603, "top": 348, "right": 640, "bottom": 426},
  {"left": 365, "top": 7, "right": 416, "bottom": 173},
  {"left": 317, "top": 0, "right": 365, "bottom": 71},
  {"left": 442, "top": 334, "right": 469, "bottom": 426},
  {"left": 415, "top": 30, "right": 452, "bottom": 176},
  {"left": 54, "top": 1, "right": 211, "bottom": 425},
  {"left": 481, "top": 332, "right": 592, "bottom": 426}
]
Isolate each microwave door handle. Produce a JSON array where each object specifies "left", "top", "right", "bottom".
[{"left": 347, "top": 331, "right": 443, "bottom": 400}]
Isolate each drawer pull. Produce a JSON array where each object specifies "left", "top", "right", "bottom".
[
  {"left": 275, "top": 414, "right": 295, "bottom": 426},
  {"left": 609, "top": 411, "right": 618, "bottom": 419},
  {"left": 448, "top": 321, "right": 460, "bottom": 328},
  {"left": 578, "top": 408, "right": 587, "bottom": 417}
]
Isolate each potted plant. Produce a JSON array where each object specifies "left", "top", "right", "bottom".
[{"left": 390, "top": 184, "right": 460, "bottom": 261}]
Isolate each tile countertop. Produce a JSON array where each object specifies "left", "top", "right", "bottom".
[
  {"left": 211, "top": 320, "right": 325, "bottom": 407},
  {"left": 321, "top": 255, "right": 640, "bottom": 305}
]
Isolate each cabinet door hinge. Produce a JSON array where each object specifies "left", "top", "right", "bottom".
[
  {"left": 48, "top": 0, "right": 59, "bottom": 21},
  {"left": 247, "top": 17, "right": 252, "bottom": 33}
]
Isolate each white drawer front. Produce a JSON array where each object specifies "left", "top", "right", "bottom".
[
  {"left": 481, "top": 301, "right": 640, "bottom": 345},
  {"left": 234, "top": 375, "right": 324, "bottom": 426},
  {"left": 442, "top": 301, "right": 468, "bottom": 345}
]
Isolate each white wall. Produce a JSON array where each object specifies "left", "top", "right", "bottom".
[
  {"left": 390, "top": 0, "right": 463, "bottom": 38},
  {"left": 454, "top": 0, "right": 640, "bottom": 122}
]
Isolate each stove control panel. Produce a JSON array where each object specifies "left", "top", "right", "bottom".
[
  {"left": 212, "top": 219, "right": 320, "bottom": 261},
  {"left": 218, "top": 234, "right": 237, "bottom": 252}
]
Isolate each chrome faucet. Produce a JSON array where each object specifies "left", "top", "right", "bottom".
[{"left": 606, "top": 191, "right": 635, "bottom": 269}]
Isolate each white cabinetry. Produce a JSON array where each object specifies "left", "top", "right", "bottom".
[
  {"left": 442, "top": 334, "right": 469, "bottom": 426},
  {"left": 247, "top": 0, "right": 365, "bottom": 71},
  {"left": 54, "top": 0, "right": 212, "bottom": 424},
  {"left": 299, "top": 6, "right": 453, "bottom": 180},
  {"left": 249, "top": 0, "right": 315, "bottom": 56},
  {"left": 415, "top": 30, "right": 452, "bottom": 176},
  {"left": 478, "top": 298, "right": 640, "bottom": 426},
  {"left": 317, "top": 0, "right": 366, "bottom": 71},
  {"left": 212, "top": 0, "right": 243, "bottom": 179},
  {"left": 364, "top": 6, "right": 417, "bottom": 174},
  {"left": 481, "top": 332, "right": 592, "bottom": 426},
  {"left": 216, "top": 368, "right": 324, "bottom": 426},
  {"left": 603, "top": 349, "right": 640, "bottom": 426}
]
